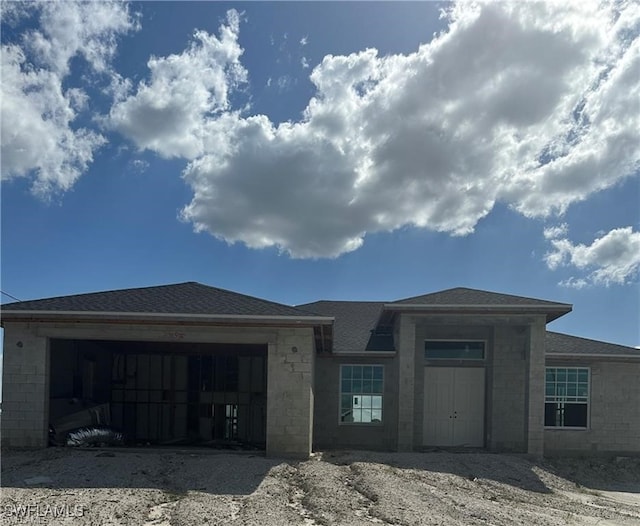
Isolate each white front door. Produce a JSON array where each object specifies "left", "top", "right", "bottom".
[{"left": 423, "top": 367, "right": 485, "bottom": 447}]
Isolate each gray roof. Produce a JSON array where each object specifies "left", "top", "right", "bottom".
[
  {"left": 546, "top": 331, "right": 639, "bottom": 357},
  {"left": 299, "top": 288, "right": 576, "bottom": 352},
  {"left": 298, "top": 301, "right": 386, "bottom": 352},
  {"left": 5, "top": 283, "right": 630, "bottom": 357},
  {"left": 393, "top": 287, "right": 570, "bottom": 307},
  {"left": 1, "top": 282, "right": 318, "bottom": 318}
]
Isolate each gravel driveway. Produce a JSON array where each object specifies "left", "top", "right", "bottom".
[{"left": 1, "top": 448, "right": 639, "bottom": 525}]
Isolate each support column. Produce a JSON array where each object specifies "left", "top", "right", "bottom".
[
  {"left": 526, "top": 317, "right": 546, "bottom": 457},
  {"left": 266, "top": 328, "right": 315, "bottom": 458},
  {"left": 397, "top": 315, "right": 416, "bottom": 451},
  {"left": 1, "top": 323, "right": 50, "bottom": 448}
]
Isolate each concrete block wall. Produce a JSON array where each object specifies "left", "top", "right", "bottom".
[
  {"left": 396, "top": 315, "right": 416, "bottom": 451},
  {"left": 2, "top": 320, "right": 319, "bottom": 458},
  {"left": 1, "top": 323, "right": 50, "bottom": 448},
  {"left": 545, "top": 360, "right": 640, "bottom": 455},
  {"left": 526, "top": 318, "right": 547, "bottom": 457},
  {"left": 490, "top": 325, "right": 527, "bottom": 451},
  {"left": 266, "top": 328, "right": 316, "bottom": 458},
  {"left": 313, "top": 354, "right": 398, "bottom": 451}
]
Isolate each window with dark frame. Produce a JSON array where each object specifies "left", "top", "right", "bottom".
[
  {"left": 340, "top": 365, "right": 383, "bottom": 424},
  {"left": 545, "top": 367, "right": 589, "bottom": 428}
]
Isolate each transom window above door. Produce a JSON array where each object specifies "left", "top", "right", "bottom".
[{"left": 424, "top": 341, "right": 485, "bottom": 360}]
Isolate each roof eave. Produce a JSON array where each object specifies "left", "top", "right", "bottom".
[
  {"left": 382, "top": 303, "right": 572, "bottom": 323},
  {"left": 0, "top": 310, "right": 334, "bottom": 326}
]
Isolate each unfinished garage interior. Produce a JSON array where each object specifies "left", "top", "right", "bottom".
[{"left": 49, "top": 339, "right": 268, "bottom": 448}]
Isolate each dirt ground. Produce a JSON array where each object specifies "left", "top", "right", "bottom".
[{"left": 1, "top": 448, "right": 639, "bottom": 525}]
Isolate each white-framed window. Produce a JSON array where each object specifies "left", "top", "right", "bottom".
[
  {"left": 340, "top": 365, "right": 383, "bottom": 424},
  {"left": 545, "top": 367, "right": 589, "bottom": 428},
  {"left": 424, "top": 340, "right": 485, "bottom": 360}
]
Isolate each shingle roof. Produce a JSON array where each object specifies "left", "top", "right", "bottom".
[
  {"left": 393, "top": 287, "right": 570, "bottom": 307},
  {"left": 546, "top": 331, "right": 640, "bottom": 357},
  {"left": 1, "top": 282, "right": 318, "bottom": 318},
  {"left": 297, "top": 301, "right": 386, "bottom": 352},
  {"left": 6, "top": 283, "right": 629, "bottom": 357}
]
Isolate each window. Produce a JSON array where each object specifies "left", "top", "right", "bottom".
[
  {"left": 424, "top": 341, "right": 485, "bottom": 360},
  {"left": 340, "top": 365, "right": 383, "bottom": 424},
  {"left": 545, "top": 367, "right": 589, "bottom": 428}
]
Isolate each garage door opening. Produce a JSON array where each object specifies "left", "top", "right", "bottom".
[{"left": 49, "top": 339, "right": 267, "bottom": 449}]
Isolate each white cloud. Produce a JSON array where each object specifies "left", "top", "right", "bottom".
[
  {"left": 130, "top": 159, "right": 150, "bottom": 174},
  {"left": 1, "top": 45, "right": 106, "bottom": 195},
  {"left": 545, "top": 227, "right": 640, "bottom": 287},
  {"left": 543, "top": 224, "right": 569, "bottom": 240},
  {"left": 108, "top": 10, "right": 246, "bottom": 159},
  {"left": 276, "top": 75, "right": 294, "bottom": 92},
  {"left": 110, "top": 1, "right": 639, "bottom": 259},
  {"left": 558, "top": 277, "right": 589, "bottom": 290},
  {"left": 25, "top": 0, "right": 138, "bottom": 75},
  {"left": 0, "top": 0, "right": 137, "bottom": 196},
  {"left": 503, "top": 2, "right": 640, "bottom": 217}
]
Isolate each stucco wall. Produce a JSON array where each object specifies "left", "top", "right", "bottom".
[
  {"left": 545, "top": 359, "right": 640, "bottom": 455},
  {"left": 313, "top": 354, "right": 398, "bottom": 451}
]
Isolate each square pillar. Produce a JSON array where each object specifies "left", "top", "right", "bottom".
[
  {"left": 266, "top": 328, "right": 315, "bottom": 458},
  {"left": 526, "top": 317, "right": 546, "bottom": 457},
  {"left": 1, "top": 323, "right": 50, "bottom": 448},
  {"left": 397, "top": 315, "right": 416, "bottom": 451}
]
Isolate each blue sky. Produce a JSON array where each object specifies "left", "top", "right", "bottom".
[{"left": 1, "top": 1, "right": 639, "bottom": 349}]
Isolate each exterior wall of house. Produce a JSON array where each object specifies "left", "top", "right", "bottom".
[
  {"left": 312, "top": 315, "right": 539, "bottom": 454},
  {"left": 490, "top": 325, "right": 528, "bottom": 451},
  {"left": 525, "top": 318, "right": 547, "bottom": 457},
  {"left": 266, "top": 328, "right": 316, "bottom": 458},
  {"left": 409, "top": 315, "right": 546, "bottom": 455},
  {"left": 544, "top": 358, "right": 640, "bottom": 455},
  {"left": 1, "top": 323, "right": 50, "bottom": 448},
  {"left": 313, "top": 354, "right": 398, "bottom": 451},
  {"left": 397, "top": 315, "right": 415, "bottom": 451},
  {"left": 6, "top": 315, "right": 635, "bottom": 457},
  {"left": 1, "top": 321, "right": 316, "bottom": 458}
]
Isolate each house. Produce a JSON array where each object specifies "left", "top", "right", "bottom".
[{"left": 1, "top": 282, "right": 638, "bottom": 457}]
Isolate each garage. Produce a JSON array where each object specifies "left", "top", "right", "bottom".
[
  {"left": 49, "top": 339, "right": 268, "bottom": 448},
  {"left": 1, "top": 282, "right": 332, "bottom": 457}
]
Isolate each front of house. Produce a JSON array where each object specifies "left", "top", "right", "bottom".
[{"left": 2, "top": 282, "right": 638, "bottom": 457}]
